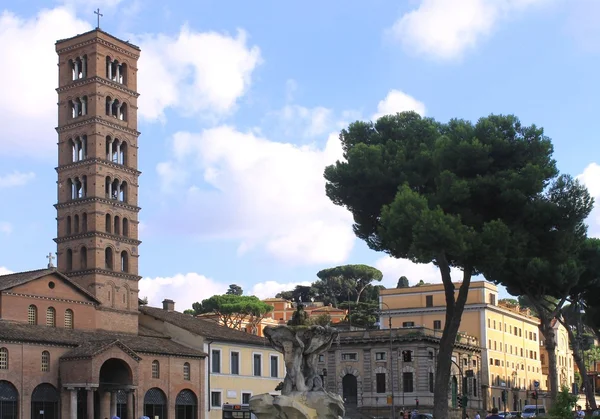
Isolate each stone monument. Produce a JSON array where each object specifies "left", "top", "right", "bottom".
[{"left": 249, "top": 303, "right": 345, "bottom": 419}]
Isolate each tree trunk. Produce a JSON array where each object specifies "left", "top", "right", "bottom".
[
  {"left": 432, "top": 256, "right": 472, "bottom": 419},
  {"left": 564, "top": 321, "right": 597, "bottom": 410},
  {"left": 538, "top": 312, "right": 559, "bottom": 403}
]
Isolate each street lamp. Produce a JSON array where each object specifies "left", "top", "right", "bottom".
[{"left": 378, "top": 301, "right": 395, "bottom": 419}]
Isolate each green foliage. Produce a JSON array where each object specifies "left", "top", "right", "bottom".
[
  {"left": 275, "top": 285, "right": 316, "bottom": 303},
  {"left": 499, "top": 298, "right": 519, "bottom": 306},
  {"left": 396, "top": 276, "right": 409, "bottom": 288},
  {"left": 193, "top": 294, "right": 273, "bottom": 330},
  {"left": 548, "top": 386, "right": 577, "bottom": 419},
  {"left": 183, "top": 309, "right": 195, "bottom": 315},
  {"left": 323, "top": 111, "right": 562, "bottom": 418},
  {"left": 574, "top": 371, "right": 582, "bottom": 388},
  {"left": 309, "top": 313, "right": 332, "bottom": 326},
  {"left": 191, "top": 302, "right": 204, "bottom": 315},
  {"left": 414, "top": 280, "right": 432, "bottom": 287},
  {"left": 339, "top": 301, "right": 380, "bottom": 327},
  {"left": 583, "top": 346, "right": 600, "bottom": 370},
  {"left": 226, "top": 284, "right": 244, "bottom": 296},
  {"left": 316, "top": 264, "right": 383, "bottom": 306}
]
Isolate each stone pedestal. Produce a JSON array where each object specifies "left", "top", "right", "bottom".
[{"left": 250, "top": 391, "right": 344, "bottom": 419}]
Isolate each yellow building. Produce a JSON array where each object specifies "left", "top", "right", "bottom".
[
  {"left": 139, "top": 301, "right": 283, "bottom": 419},
  {"left": 380, "top": 281, "right": 545, "bottom": 412},
  {"left": 540, "top": 318, "right": 575, "bottom": 391}
]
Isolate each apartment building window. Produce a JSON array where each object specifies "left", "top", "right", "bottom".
[
  {"left": 463, "top": 358, "right": 468, "bottom": 366},
  {"left": 488, "top": 339, "right": 492, "bottom": 348},
  {"left": 493, "top": 320, "right": 496, "bottom": 329},
  {"left": 429, "top": 372, "right": 434, "bottom": 393},
  {"left": 520, "top": 348, "right": 524, "bottom": 357},
  {"left": 342, "top": 353, "right": 358, "bottom": 361},
  {"left": 428, "top": 351, "right": 434, "bottom": 360},
  {"left": 426, "top": 295, "right": 433, "bottom": 307},
  {"left": 376, "top": 373, "right": 386, "bottom": 393},
  {"left": 490, "top": 358, "right": 494, "bottom": 365},
  {"left": 433, "top": 320, "right": 441, "bottom": 330},
  {"left": 488, "top": 318, "right": 491, "bottom": 328},
  {"left": 519, "top": 328, "right": 522, "bottom": 337},
  {"left": 319, "top": 354, "right": 325, "bottom": 362},
  {"left": 534, "top": 333, "right": 537, "bottom": 341},
  {"left": 403, "top": 372, "right": 414, "bottom": 393},
  {"left": 541, "top": 354, "right": 545, "bottom": 365},
  {"left": 211, "top": 391, "right": 222, "bottom": 408},
  {"left": 242, "top": 393, "right": 252, "bottom": 405},
  {"left": 489, "top": 294, "right": 496, "bottom": 305},
  {"left": 231, "top": 352, "right": 239, "bottom": 375},
  {"left": 270, "top": 355, "right": 278, "bottom": 378},
  {"left": 402, "top": 321, "right": 415, "bottom": 327},
  {"left": 473, "top": 379, "right": 477, "bottom": 397},
  {"left": 494, "top": 341, "right": 497, "bottom": 351},
  {"left": 212, "top": 350, "right": 221, "bottom": 373},
  {"left": 253, "top": 354, "right": 262, "bottom": 376},
  {"left": 495, "top": 360, "right": 500, "bottom": 366},
  {"left": 376, "top": 352, "right": 386, "bottom": 361}
]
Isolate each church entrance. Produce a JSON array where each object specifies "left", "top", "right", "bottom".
[
  {"left": 116, "top": 389, "right": 130, "bottom": 419},
  {"left": 144, "top": 387, "right": 167, "bottom": 419},
  {"left": 31, "top": 383, "right": 59, "bottom": 419},
  {"left": 95, "top": 358, "right": 134, "bottom": 419},
  {"left": 0, "top": 380, "right": 18, "bottom": 419},
  {"left": 342, "top": 374, "right": 358, "bottom": 405},
  {"left": 175, "top": 389, "right": 198, "bottom": 419}
]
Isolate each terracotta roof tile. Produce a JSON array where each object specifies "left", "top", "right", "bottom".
[
  {"left": 0, "top": 320, "right": 206, "bottom": 358},
  {"left": 139, "top": 306, "right": 271, "bottom": 347}
]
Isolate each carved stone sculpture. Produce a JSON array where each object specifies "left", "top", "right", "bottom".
[{"left": 249, "top": 318, "right": 345, "bottom": 419}]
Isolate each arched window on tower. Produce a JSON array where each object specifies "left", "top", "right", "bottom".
[
  {"left": 46, "top": 307, "right": 56, "bottom": 327},
  {"left": 120, "top": 181, "right": 128, "bottom": 203},
  {"left": 80, "top": 96, "right": 88, "bottom": 116},
  {"left": 67, "top": 179, "right": 74, "bottom": 200},
  {"left": 114, "top": 216, "right": 120, "bottom": 235},
  {"left": 105, "top": 247, "right": 113, "bottom": 270},
  {"left": 70, "top": 138, "right": 76, "bottom": 163},
  {"left": 66, "top": 216, "right": 72, "bottom": 235},
  {"left": 64, "top": 309, "right": 74, "bottom": 329},
  {"left": 105, "top": 213, "right": 112, "bottom": 233},
  {"left": 28, "top": 305, "right": 37, "bottom": 325},
  {"left": 106, "top": 56, "right": 113, "bottom": 79},
  {"left": 123, "top": 218, "right": 129, "bottom": 237},
  {"left": 74, "top": 214, "right": 79, "bottom": 234},
  {"left": 120, "top": 251, "right": 128, "bottom": 273},
  {"left": 120, "top": 63, "right": 128, "bottom": 85},
  {"left": 66, "top": 249, "right": 73, "bottom": 271},
  {"left": 112, "top": 59, "right": 120, "bottom": 82},
  {"left": 119, "top": 103, "right": 128, "bottom": 121},
  {"left": 105, "top": 96, "right": 113, "bottom": 116},
  {"left": 111, "top": 99, "right": 120, "bottom": 118},
  {"left": 111, "top": 139, "right": 119, "bottom": 163},
  {"left": 120, "top": 141, "right": 128, "bottom": 165},
  {"left": 105, "top": 176, "right": 112, "bottom": 199},
  {"left": 111, "top": 179, "right": 120, "bottom": 200},
  {"left": 82, "top": 212, "right": 88, "bottom": 233},
  {"left": 80, "top": 246, "right": 87, "bottom": 269}
]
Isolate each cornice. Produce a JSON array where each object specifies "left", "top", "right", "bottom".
[
  {"left": 65, "top": 268, "right": 141, "bottom": 282},
  {"left": 54, "top": 197, "right": 141, "bottom": 213},
  {"left": 56, "top": 76, "right": 140, "bottom": 98},
  {"left": 56, "top": 36, "right": 140, "bottom": 59},
  {"left": 53, "top": 231, "right": 141, "bottom": 246},
  {"left": 2, "top": 291, "right": 97, "bottom": 306},
  {"left": 56, "top": 116, "right": 140, "bottom": 137},
  {"left": 55, "top": 158, "right": 142, "bottom": 177}
]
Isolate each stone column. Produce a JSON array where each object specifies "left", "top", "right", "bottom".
[
  {"left": 117, "top": 103, "right": 123, "bottom": 120},
  {"left": 82, "top": 57, "right": 86, "bottom": 78},
  {"left": 82, "top": 98, "right": 87, "bottom": 115},
  {"left": 87, "top": 388, "right": 95, "bottom": 419},
  {"left": 116, "top": 142, "right": 121, "bottom": 164},
  {"left": 82, "top": 137, "right": 86, "bottom": 159},
  {"left": 108, "top": 140, "right": 113, "bottom": 160},
  {"left": 108, "top": 60, "right": 113, "bottom": 80},
  {"left": 99, "top": 391, "right": 111, "bottom": 419},
  {"left": 70, "top": 389, "right": 77, "bottom": 419},
  {"left": 127, "top": 390, "right": 135, "bottom": 419},
  {"left": 116, "top": 65, "right": 121, "bottom": 83},
  {"left": 73, "top": 101, "right": 79, "bottom": 118},
  {"left": 110, "top": 391, "right": 117, "bottom": 417},
  {"left": 74, "top": 60, "right": 79, "bottom": 80},
  {"left": 108, "top": 179, "right": 113, "bottom": 199}
]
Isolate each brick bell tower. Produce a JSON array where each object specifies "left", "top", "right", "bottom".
[{"left": 54, "top": 29, "right": 141, "bottom": 332}]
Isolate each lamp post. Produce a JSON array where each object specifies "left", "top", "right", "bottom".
[{"left": 378, "top": 301, "right": 395, "bottom": 419}]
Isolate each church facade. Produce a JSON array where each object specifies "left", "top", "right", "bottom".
[{"left": 0, "top": 29, "right": 208, "bottom": 419}]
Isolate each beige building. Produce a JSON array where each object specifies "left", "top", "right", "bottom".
[
  {"left": 139, "top": 301, "right": 283, "bottom": 419},
  {"left": 380, "top": 281, "right": 552, "bottom": 412},
  {"left": 320, "top": 326, "right": 483, "bottom": 416}
]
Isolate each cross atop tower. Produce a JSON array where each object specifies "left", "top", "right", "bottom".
[
  {"left": 46, "top": 252, "right": 55, "bottom": 268},
  {"left": 94, "top": 8, "right": 103, "bottom": 29}
]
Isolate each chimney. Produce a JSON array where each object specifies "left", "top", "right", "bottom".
[{"left": 162, "top": 299, "right": 175, "bottom": 311}]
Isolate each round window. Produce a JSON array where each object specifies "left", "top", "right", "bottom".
[{"left": 48, "top": 281, "right": 56, "bottom": 289}]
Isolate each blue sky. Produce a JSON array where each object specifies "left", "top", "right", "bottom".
[{"left": 0, "top": 0, "right": 598, "bottom": 311}]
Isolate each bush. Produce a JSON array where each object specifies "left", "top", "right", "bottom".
[{"left": 548, "top": 385, "right": 577, "bottom": 419}]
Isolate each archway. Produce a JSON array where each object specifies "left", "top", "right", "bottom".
[
  {"left": 0, "top": 380, "right": 18, "bottom": 419},
  {"left": 99, "top": 358, "right": 133, "bottom": 389},
  {"left": 342, "top": 374, "right": 358, "bottom": 405},
  {"left": 175, "top": 389, "right": 197, "bottom": 419},
  {"left": 144, "top": 387, "right": 167, "bottom": 419},
  {"left": 31, "top": 383, "right": 59, "bottom": 419}
]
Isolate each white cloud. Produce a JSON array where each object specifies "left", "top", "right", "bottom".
[
  {"left": 0, "top": 267, "right": 12, "bottom": 275},
  {"left": 285, "top": 79, "right": 298, "bottom": 102},
  {"left": 0, "top": 171, "right": 35, "bottom": 188},
  {"left": 372, "top": 89, "right": 426, "bottom": 120},
  {"left": 388, "top": 0, "right": 552, "bottom": 61},
  {"left": 137, "top": 27, "right": 261, "bottom": 122},
  {"left": 577, "top": 162, "right": 600, "bottom": 237},
  {"left": 0, "top": 8, "right": 91, "bottom": 156},
  {"left": 139, "top": 272, "right": 228, "bottom": 311},
  {"left": 374, "top": 256, "right": 466, "bottom": 288},
  {"left": 0, "top": 222, "right": 12, "bottom": 235},
  {"left": 252, "top": 280, "right": 312, "bottom": 299},
  {"left": 268, "top": 105, "right": 334, "bottom": 138},
  {"left": 156, "top": 126, "right": 354, "bottom": 265}
]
